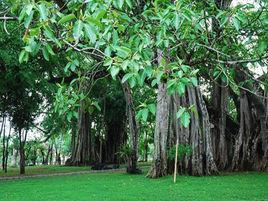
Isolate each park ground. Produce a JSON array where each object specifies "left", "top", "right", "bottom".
[{"left": 0, "top": 166, "right": 267, "bottom": 201}]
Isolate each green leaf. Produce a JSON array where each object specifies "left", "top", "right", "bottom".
[
  {"left": 181, "top": 65, "right": 189, "bottom": 73},
  {"left": 258, "top": 40, "right": 267, "bottom": 54},
  {"left": 176, "top": 107, "right": 186, "bottom": 119},
  {"left": 190, "top": 77, "right": 198, "bottom": 86},
  {"left": 122, "top": 60, "right": 129, "bottom": 71},
  {"left": 18, "top": 7, "right": 26, "bottom": 22},
  {"left": 86, "top": 16, "right": 102, "bottom": 28},
  {"left": 232, "top": 17, "right": 241, "bottom": 31},
  {"left": 174, "top": 13, "right": 181, "bottom": 30},
  {"left": 58, "top": 14, "right": 76, "bottom": 24},
  {"left": 45, "top": 44, "right": 55, "bottom": 55},
  {"left": 104, "top": 46, "right": 112, "bottom": 57},
  {"left": 220, "top": 15, "right": 229, "bottom": 27},
  {"left": 70, "top": 64, "right": 75, "bottom": 72},
  {"left": 25, "top": 4, "right": 33, "bottom": 15},
  {"left": 176, "top": 70, "right": 183, "bottom": 78},
  {"left": 111, "top": 66, "right": 120, "bottom": 78},
  {"left": 67, "top": 112, "right": 73, "bottom": 122},
  {"left": 73, "top": 20, "right": 84, "bottom": 41},
  {"left": 24, "top": 10, "right": 34, "bottom": 28},
  {"left": 24, "top": 45, "right": 32, "bottom": 53},
  {"left": 151, "top": 79, "right": 158, "bottom": 87},
  {"left": 44, "top": 26, "right": 55, "bottom": 40},
  {"left": 182, "top": 8, "right": 192, "bottom": 21},
  {"left": 92, "top": 101, "right": 101, "bottom": 111},
  {"left": 96, "top": 10, "right": 106, "bottom": 21},
  {"left": 42, "top": 46, "right": 50, "bottom": 61},
  {"left": 129, "top": 77, "right": 136, "bottom": 88},
  {"left": 28, "top": 37, "right": 40, "bottom": 55},
  {"left": 122, "top": 73, "right": 133, "bottom": 83},
  {"left": 118, "top": 0, "right": 124, "bottom": 9},
  {"left": 148, "top": 104, "right": 156, "bottom": 115},
  {"left": 180, "top": 111, "right": 190, "bottom": 128},
  {"left": 167, "top": 79, "right": 176, "bottom": 89},
  {"left": 84, "top": 24, "right": 97, "bottom": 44},
  {"left": 103, "top": 57, "right": 113, "bottom": 66},
  {"left": 142, "top": 108, "right": 149, "bottom": 122},
  {"left": 180, "top": 77, "right": 190, "bottom": 84},
  {"left": 177, "top": 82, "right": 185, "bottom": 96},
  {"left": 19, "top": 50, "right": 29, "bottom": 63},
  {"left": 112, "top": 29, "right": 119, "bottom": 46},
  {"left": 19, "top": 50, "right": 26, "bottom": 63},
  {"left": 126, "top": 0, "right": 132, "bottom": 8},
  {"left": 115, "top": 46, "right": 131, "bottom": 59},
  {"left": 38, "top": 3, "right": 47, "bottom": 21}
]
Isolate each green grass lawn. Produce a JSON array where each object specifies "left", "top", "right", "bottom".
[
  {"left": 0, "top": 165, "right": 91, "bottom": 177},
  {"left": 0, "top": 171, "right": 267, "bottom": 201},
  {"left": 0, "top": 162, "right": 151, "bottom": 177}
]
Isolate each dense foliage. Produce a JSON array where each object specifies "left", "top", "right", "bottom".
[{"left": 0, "top": 0, "right": 267, "bottom": 178}]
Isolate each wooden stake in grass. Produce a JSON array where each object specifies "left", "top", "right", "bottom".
[{"left": 173, "top": 137, "right": 179, "bottom": 183}]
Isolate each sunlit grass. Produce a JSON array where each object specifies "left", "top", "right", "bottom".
[{"left": 0, "top": 171, "right": 267, "bottom": 201}]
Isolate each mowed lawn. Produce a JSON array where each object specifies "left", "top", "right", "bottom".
[
  {"left": 0, "top": 171, "right": 267, "bottom": 201},
  {"left": 0, "top": 165, "right": 91, "bottom": 177}
]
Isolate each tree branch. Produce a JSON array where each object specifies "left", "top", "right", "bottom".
[{"left": 0, "top": 16, "right": 17, "bottom": 20}]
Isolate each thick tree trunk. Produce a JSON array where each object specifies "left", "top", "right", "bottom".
[
  {"left": 44, "top": 145, "right": 52, "bottom": 165},
  {"left": 2, "top": 117, "right": 6, "bottom": 171},
  {"left": 67, "top": 104, "right": 94, "bottom": 166},
  {"left": 147, "top": 82, "right": 169, "bottom": 178},
  {"left": 232, "top": 92, "right": 252, "bottom": 170},
  {"left": 229, "top": 65, "right": 268, "bottom": 171},
  {"left": 0, "top": 116, "right": 4, "bottom": 139},
  {"left": 99, "top": 136, "right": 103, "bottom": 163},
  {"left": 196, "top": 88, "right": 218, "bottom": 175},
  {"left": 232, "top": 90, "right": 268, "bottom": 171},
  {"left": 218, "top": 84, "right": 228, "bottom": 169},
  {"left": 32, "top": 149, "right": 37, "bottom": 166},
  {"left": 122, "top": 82, "right": 140, "bottom": 173},
  {"left": 211, "top": 82, "right": 229, "bottom": 170},
  {"left": 13, "top": 148, "right": 18, "bottom": 167},
  {"left": 41, "top": 150, "right": 46, "bottom": 165},
  {"left": 168, "top": 87, "right": 218, "bottom": 176},
  {"left": 49, "top": 144, "right": 53, "bottom": 165},
  {"left": 103, "top": 119, "right": 126, "bottom": 164},
  {"left": 263, "top": 91, "right": 268, "bottom": 161},
  {"left": 3, "top": 125, "right": 11, "bottom": 172},
  {"left": 19, "top": 129, "right": 27, "bottom": 175},
  {"left": 144, "top": 130, "right": 148, "bottom": 162},
  {"left": 56, "top": 150, "right": 61, "bottom": 165},
  {"left": 208, "top": 0, "right": 233, "bottom": 171}
]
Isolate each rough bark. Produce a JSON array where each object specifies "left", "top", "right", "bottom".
[
  {"left": 0, "top": 116, "right": 4, "bottom": 139},
  {"left": 232, "top": 90, "right": 268, "bottom": 171},
  {"left": 67, "top": 103, "right": 95, "bottom": 166},
  {"left": 3, "top": 124, "right": 11, "bottom": 172},
  {"left": 49, "top": 145, "right": 53, "bottom": 165},
  {"left": 19, "top": 129, "right": 27, "bottom": 175},
  {"left": 211, "top": 82, "right": 229, "bottom": 170},
  {"left": 13, "top": 148, "right": 18, "bottom": 167},
  {"left": 122, "top": 82, "right": 140, "bottom": 173},
  {"left": 144, "top": 130, "right": 148, "bottom": 162},
  {"left": 2, "top": 117, "right": 6, "bottom": 171},
  {"left": 43, "top": 144, "right": 51, "bottom": 165},
  {"left": 228, "top": 64, "right": 268, "bottom": 171},
  {"left": 55, "top": 147, "right": 61, "bottom": 165},
  {"left": 147, "top": 82, "right": 169, "bottom": 178},
  {"left": 232, "top": 92, "right": 252, "bottom": 170},
  {"left": 168, "top": 87, "right": 218, "bottom": 176}
]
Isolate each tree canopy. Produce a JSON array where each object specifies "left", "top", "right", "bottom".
[{"left": 0, "top": 0, "right": 267, "bottom": 178}]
